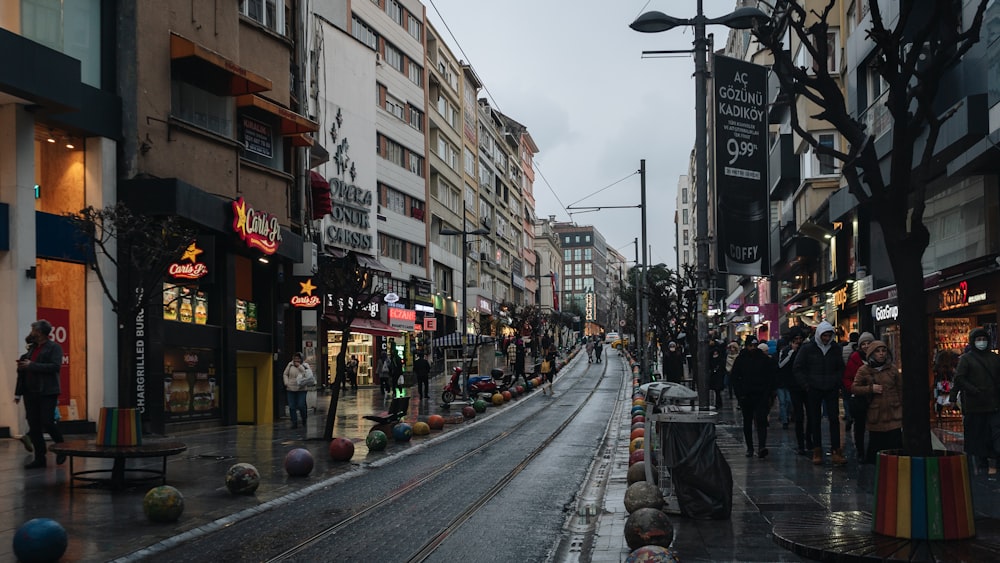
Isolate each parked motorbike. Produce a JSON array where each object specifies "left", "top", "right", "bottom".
[{"left": 442, "top": 367, "right": 512, "bottom": 403}]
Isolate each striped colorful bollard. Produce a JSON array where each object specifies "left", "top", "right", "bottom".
[{"left": 873, "top": 450, "right": 975, "bottom": 540}]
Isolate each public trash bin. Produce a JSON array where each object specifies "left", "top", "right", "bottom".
[{"left": 642, "top": 383, "right": 732, "bottom": 520}]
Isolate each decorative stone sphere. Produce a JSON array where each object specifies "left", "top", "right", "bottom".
[
  {"left": 392, "top": 423, "right": 413, "bottom": 442},
  {"left": 631, "top": 405, "right": 646, "bottom": 416},
  {"left": 473, "top": 399, "right": 488, "bottom": 413},
  {"left": 624, "top": 481, "right": 665, "bottom": 513},
  {"left": 633, "top": 398, "right": 646, "bottom": 408},
  {"left": 412, "top": 421, "right": 430, "bottom": 436},
  {"left": 328, "top": 438, "right": 355, "bottom": 461},
  {"left": 629, "top": 449, "right": 645, "bottom": 466},
  {"left": 524, "top": 381, "right": 533, "bottom": 391},
  {"left": 461, "top": 406, "right": 477, "bottom": 419},
  {"left": 516, "top": 385, "right": 525, "bottom": 394},
  {"left": 631, "top": 415, "right": 646, "bottom": 425},
  {"left": 630, "top": 437, "right": 645, "bottom": 454},
  {"left": 631, "top": 422, "right": 645, "bottom": 432},
  {"left": 625, "top": 545, "right": 681, "bottom": 563},
  {"left": 627, "top": 461, "right": 648, "bottom": 485},
  {"left": 630, "top": 428, "right": 645, "bottom": 441},
  {"left": 624, "top": 508, "right": 674, "bottom": 550},
  {"left": 366, "top": 430, "right": 388, "bottom": 451},
  {"left": 284, "top": 448, "right": 315, "bottom": 477},
  {"left": 502, "top": 390, "right": 512, "bottom": 401},
  {"left": 492, "top": 393, "right": 504, "bottom": 406},
  {"left": 225, "top": 462, "right": 261, "bottom": 494},
  {"left": 13, "top": 518, "right": 68, "bottom": 563},
  {"left": 427, "top": 415, "right": 445, "bottom": 430},
  {"left": 143, "top": 486, "right": 185, "bottom": 523}
]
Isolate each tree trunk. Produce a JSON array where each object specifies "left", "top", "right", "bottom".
[
  {"left": 322, "top": 341, "right": 348, "bottom": 441},
  {"left": 885, "top": 230, "right": 933, "bottom": 457}
]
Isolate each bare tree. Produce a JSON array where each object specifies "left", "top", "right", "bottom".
[
  {"left": 755, "top": 0, "right": 989, "bottom": 455},
  {"left": 70, "top": 203, "right": 195, "bottom": 410},
  {"left": 316, "top": 253, "right": 382, "bottom": 440}
]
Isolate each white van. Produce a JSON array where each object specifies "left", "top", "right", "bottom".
[{"left": 604, "top": 331, "right": 619, "bottom": 344}]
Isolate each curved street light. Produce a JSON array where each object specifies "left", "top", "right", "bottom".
[{"left": 629, "top": 2, "right": 768, "bottom": 407}]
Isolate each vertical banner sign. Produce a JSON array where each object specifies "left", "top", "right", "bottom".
[
  {"left": 36, "top": 307, "right": 70, "bottom": 406},
  {"left": 713, "top": 55, "right": 770, "bottom": 275}
]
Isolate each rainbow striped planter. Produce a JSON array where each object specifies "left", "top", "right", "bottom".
[
  {"left": 873, "top": 450, "right": 974, "bottom": 540},
  {"left": 95, "top": 407, "right": 143, "bottom": 447}
]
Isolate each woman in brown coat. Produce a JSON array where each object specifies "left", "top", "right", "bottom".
[{"left": 851, "top": 341, "right": 902, "bottom": 464}]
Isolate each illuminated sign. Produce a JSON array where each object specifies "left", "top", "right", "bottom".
[
  {"left": 388, "top": 307, "right": 416, "bottom": 330},
  {"left": 291, "top": 278, "right": 321, "bottom": 309},
  {"left": 325, "top": 294, "right": 379, "bottom": 318},
  {"left": 168, "top": 242, "right": 209, "bottom": 280},
  {"left": 833, "top": 287, "right": 848, "bottom": 309},
  {"left": 873, "top": 303, "right": 899, "bottom": 322},
  {"left": 232, "top": 197, "right": 282, "bottom": 255},
  {"left": 585, "top": 291, "right": 596, "bottom": 322},
  {"left": 744, "top": 305, "right": 760, "bottom": 314},
  {"left": 939, "top": 281, "right": 969, "bottom": 311},
  {"left": 423, "top": 317, "right": 437, "bottom": 331}
]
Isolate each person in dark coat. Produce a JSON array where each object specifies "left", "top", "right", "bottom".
[
  {"left": 778, "top": 327, "right": 809, "bottom": 455},
  {"left": 663, "top": 341, "right": 685, "bottom": 383},
  {"left": 514, "top": 341, "right": 527, "bottom": 384},
  {"left": 413, "top": 352, "right": 431, "bottom": 399},
  {"left": 732, "top": 335, "right": 778, "bottom": 458},
  {"left": 950, "top": 327, "right": 1000, "bottom": 475},
  {"left": 851, "top": 341, "right": 902, "bottom": 464},
  {"left": 14, "top": 320, "right": 66, "bottom": 468},
  {"left": 793, "top": 320, "right": 847, "bottom": 466},
  {"left": 708, "top": 339, "right": 726, "bottom": 409}
]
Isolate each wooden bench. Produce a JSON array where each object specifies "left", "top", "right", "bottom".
[{"left": 49, "top": 439, "right": 187, "bottom": 491}]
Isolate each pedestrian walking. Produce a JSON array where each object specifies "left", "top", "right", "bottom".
[
  {"left": 843, "top": 332, "right": 875, "bottom": 459},
  {"left": 732, "top": 336, "right": 778, "bottom": 458},
  {"left": 841, "top": 331, "right": 860, "bottom": 431},
  {"left": 514, "top": 341, "right": 527, "bottom": 384},
  {"left": 793, "top": 320, "right": 847, "bottom": 466},
  {"left": 413, "top": 352, "right": 431, "bottom": 399},
  {"left": 725, "top": 341, "right": 740, "bottom": 399},
  {"left": 778, "top": 327, "right": 809, "bottom": 455},
  {"left": 282, "top": 352, "right": 314, "bottom": 429},
  {"left": 391, "top": 351, "right": 405, "bottom": 395},
  {"left": 346, "top": 354, "right": 359, "bottom": 390},
  {"left": 540, "top": 355, "right": 555, "bottom": 396},
  {"left": 851, "top": 340, "right": 902, "bottom": 464},
  {"left": 507, "top": 339, "right": 518, "bottom": 370},
  {"left": 708, "top": 340, "right": 726, "bottom": 409},
  {"left": 586, "top": 339, "right": 595, "bottom": 363},
  {"left": 378, "top": 352, "right": 392, "bottom": 395},
  {"left": 950, "top": 327, "right": 1000, "bottom": 476},
  {"left": 594, "top": 339, "right": 603, "bottom": 363},
  {"left": 664, "top": 341, "right": 685, "bottom": 383},
  {"left": 15, "top": 320, "right": 66, "bottom": 468}
]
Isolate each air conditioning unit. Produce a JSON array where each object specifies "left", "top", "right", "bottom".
[
  {"left": 376, "top": 52, "right": 384, "bottom": 66},
  {"left": 479, "top": 252, "right": 489, "bottom": 262},
  {"left": 466, "top": 279, "right": 478, "bottom": 288},
  {"left": 481, "top": 216, "right": 491, "bottom": 229}
]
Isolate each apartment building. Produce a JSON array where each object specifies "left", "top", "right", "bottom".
[{"left": 552, "top": 222, "right": 610, "bottom": 335}]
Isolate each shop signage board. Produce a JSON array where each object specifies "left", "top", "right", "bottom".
[
  {"left": 232, "top": 197, "right": 281, "bottom": 255},
  {"left": 585, "top": 291, "right": 596, "bottom": 322},
  {"left": 291, "top": 278, "right": 321, "bottom": 309},
  {"left": 321, "top": 178, "right": 375, "bottom": 253},
  {"left": 424, "top": 317, "right": 437, "bottom": 331},
  {"left": 388, "top": 307, "right": 416, "bottom": 330},
  {"left": 241, "top": 115, "right": 273, "bottom": 158},
  {"left": 713, "top": 54, "right": 770, "bottom": 276},
  {"left": 325, "top": 294, "right": 379, "bottom": 318},
  {"left": 168, "top": 241, "right": 209, "bottom": 280}
]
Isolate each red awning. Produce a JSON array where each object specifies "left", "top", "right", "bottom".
[
  {"left": 310, "top": 170, "right": 332, "bottom": 219},
  {"left": 325, "top": 316, "right": 403, "bottom": 338}
]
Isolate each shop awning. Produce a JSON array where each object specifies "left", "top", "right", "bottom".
[
  {"left": 431, "top": 332, "right": 496, "bottom": 348},
  {"left": 236, "top": 94, "right": 319, "bottom": 135},
  {"left": 291, "top": 133, "right": 314, "bottom": 147},
  {"left": 356, "top": 253, "right": 391, "bottom": 273},
  {"left": 170, "top": 33, "right": 271, "bottom": 96},
  {"left": 310, "top": 170, "right": 331, "bottom": 219},
  {"left": 325, "top": 316, "right": 403, "bottom": 338}
]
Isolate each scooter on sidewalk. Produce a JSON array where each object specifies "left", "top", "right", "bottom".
[{"left": 442, "top": 366, "right": 508, "bottom": 403}]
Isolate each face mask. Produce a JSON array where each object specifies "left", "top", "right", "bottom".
[{"left": 975, "top": 341, "right": 989, "bottom": 351}]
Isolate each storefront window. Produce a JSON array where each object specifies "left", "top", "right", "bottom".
[
  {"left": 34, "top": 127, "right": 85, "bottom": 214},
  {"left": 36, "top": 259, "right": 87, "bottom": 421},
  {"left": 328, "top": 332, "right": 375, "bottom": 386},
  {"left": 922, "top": 175, "right": 992, "bottom": 273},
  {"left": 21, "top": 0, "right": 102, "bottom": 87},
  {"left": 163, "top": 347, "right": 220, "bottom": 421}
]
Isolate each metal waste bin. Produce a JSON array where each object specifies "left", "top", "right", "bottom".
[{"left": 652, "top": 409, "right": 732, "bottom": 520}]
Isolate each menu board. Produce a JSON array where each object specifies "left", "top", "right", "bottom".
[
  {"left": 163, "top": 347, "right": 219, "bottom": 421},
  {"left": 163, "top": 284, "right": 179, "bottom": 321},
  {"left": 236, "top": 299, "right": 258, "bottom": 331},
  {"left": 164, "top": 283, "right": 210, "bottom": 325}
]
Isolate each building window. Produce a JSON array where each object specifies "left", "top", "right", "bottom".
[
  {"left": 386, "top": 0, "right": 403, "bottom": 25},
  {"left": 385, "top": 44, "right": 403, "bottom": 72},
  {"left": 352, "top": 16, "right": 378, "bottom": 50},
  {"left": 564, "top": 249, "right": 571, "bottom": 261},
  {"left": 682, "top": 188, "right": 688, "bottom": 204},
  {"left": 382, "top": 136, "right": 405, "bottom": 167},
  {"left": 584, "top": 248, "right": 592, "bottom": 260},
  {"left": 21, "top": 0, "right": 102, "bottom": 87},
  {"left": 574, "top": 249, "right": 582, "bottom": 261},
  {"left": 171, "top": 80, "right": 234, "bottom": 138},
  {"left": 240, "top": 0, "right": 284, "bottom": 34},
  {"left": 464, "top": 148, "right": 476, "bottom": 176},
  {"left": 683, "top": 229, "right": 689, "bottom": 245},
  {"left": 385, "top": 95, "right": 405, "bottom": 120},
  {"left": 564, "top": 264, "right": 572, "bottom": 276},
  {"left": 574, "top": 264, "right": 582, "bottom": 275},
  {"left": 385, "top": 185, "right": 405, "bottom": 214},
  {"left": 408, "top": 60, "right": 423, "bottom": 87},
  {"left": 407, "top": 14, "right": 422, "bottom": 41},
  {"left": 584, "top": 263, "right": 592, "bottom": 275},
  {"left": 408, "top": 105, "right": 423, "bottom": 130},
  {"left": 682, "top": 209, "right": 689, "bottom": 225},
  {"left": 465, "top": 184, "right": 475, "bottom": 212},
  {"left": 808, "top": 132, "right": 840, "bottom": 176},
  {"left": 408, "top": 153, "right": 423, "bottom": 176},
  {"left": 684, "top": 250, "right": 690, "bottom": 263}
]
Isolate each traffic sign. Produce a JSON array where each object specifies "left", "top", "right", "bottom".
[{"left": 619, "top": 320, "right": 626, "bottom": 327}]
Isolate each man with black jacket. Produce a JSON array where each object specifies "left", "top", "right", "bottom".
[
  {"left": 732, "top": 335, "right": 778, "bottom": 458},
  {"left": 778, "top": 327, "right": 809, "bottom": 455},
  {"left": 14, "top": 320, "right": 66, "bottom": 468},
  {"left": 793, "top": 320, "right": 847, "bottom": 466}
]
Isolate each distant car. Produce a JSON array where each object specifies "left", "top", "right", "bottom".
[
  {"left": 611, "top": 337, "right": 629, "bottom": 350},
  {"left": 604, "top": 332, "right": 619, "bottom": 344}
]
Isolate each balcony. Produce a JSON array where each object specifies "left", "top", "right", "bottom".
[{"left": 860, "top": 90, "right": 891, "bottom": 142}]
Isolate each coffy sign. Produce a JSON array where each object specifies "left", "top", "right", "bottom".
[{"left": 232, "top": 197, "right": 282, "bottom": 255}]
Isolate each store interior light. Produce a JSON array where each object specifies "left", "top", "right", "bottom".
[
  {"left": 46, "top": 131, "right": 56, "bottom": 143},
  {"left": 65, "top": 139, "right": 75, "bottom": 149},
  {"left": 258, "top": 256, "right": 269, "bottom": 264}
]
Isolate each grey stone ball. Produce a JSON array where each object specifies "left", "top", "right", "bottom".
[
  {"left": 624, "top": 507, "right": 674, "bottom": 550},
  {"left": 627, "top": 461, "right": 647, "bottom": 485},
  {"left": 624, "top": 481, "right": 665, "bottom": 514}
]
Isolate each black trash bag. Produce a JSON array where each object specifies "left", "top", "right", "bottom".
[{"left": 662, "top": 421, "right": 733, "bottom": 519}]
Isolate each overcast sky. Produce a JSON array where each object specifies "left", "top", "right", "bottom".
[{"left": 425, "top": 0, "right": 744, "bottom": 270}]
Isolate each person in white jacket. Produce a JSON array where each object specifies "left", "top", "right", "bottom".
[{"left": 282, "top": 352, "right": 314, "bottom": 429}]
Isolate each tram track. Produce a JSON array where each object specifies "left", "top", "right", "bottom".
[{"left": 264, "top": 353, "right": 620, "bottom": 563}]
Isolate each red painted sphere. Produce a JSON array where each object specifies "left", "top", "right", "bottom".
[
  {"left": 328, "top": 438, "right": 355, "bottom": 461},
  {"left": 427, "top": 414, "right": 445, "bottom": 430}
]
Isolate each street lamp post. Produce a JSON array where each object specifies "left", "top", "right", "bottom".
[
  {"left": 630, "top": 3, "right": 767, "bottom": 407},
  {"left": 440, "top": 225, "right": 491, "bottom": 400}
]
